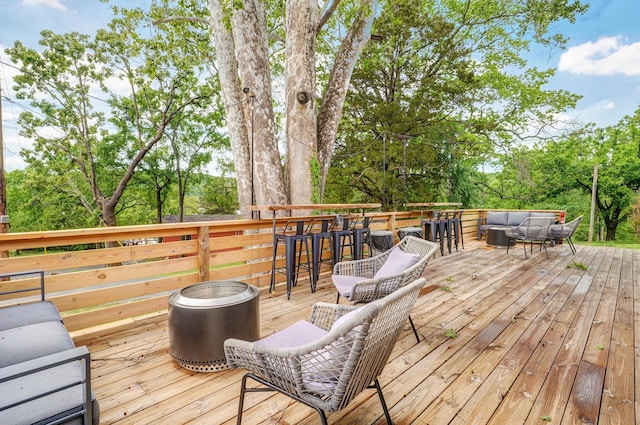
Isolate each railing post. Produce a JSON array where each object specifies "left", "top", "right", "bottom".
[{"left": 198, "top": 226, "right": 210, "bottom": 281}]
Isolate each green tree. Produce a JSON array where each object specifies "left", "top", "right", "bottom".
[
  {"left": 5, "top": 169, "right": 98, "bottom": 231},
  {"left": 487, "top": 107, "right": 640, "bottom": 241},
  {"left": 199, "top": 176, "right": 239, "bottom": 215},
  {"left": 6, "top": 3, "right": 214, "bottom": 227},
  {"left": 330, "top": 0, "right": 586, "bottom": 208},
  {"left": 578, "top": 117, "right": 640, "bottom": 240},
  {"left": 166, "top": 110, "right": 228, "bottom": 222}
]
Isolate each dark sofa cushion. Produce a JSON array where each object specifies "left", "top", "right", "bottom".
[
  {"left": 0, "top": 321, "right": 75, "bottom": 368},
  {"left": 0, "top": 301, "right": 62, "bottom": 332},
  {"left": 486, "top": 211, "right": 508, "bottom": 225},
  {"left": 549, "top": 224, "right": 572, "bottom": 237},
  {"left": 507, "top": 211, "right": 531, "bottom": 226}
]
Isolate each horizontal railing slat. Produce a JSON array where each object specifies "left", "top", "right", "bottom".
[{"left": 0, "top": 209, "right": 563, "bottom": 332}]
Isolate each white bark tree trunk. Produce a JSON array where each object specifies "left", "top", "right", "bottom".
[
  {"left": 230, "top": 0, "right": 288, "bottom": 208},
  {"left": 208, "top": 0, "right": 253, "bottom": 215},
  {"left": 208, "top": 0, "right": 376, "bottom": 210},
  {"left": 286, "top": 0, "right": 318, "bottom": 211}
]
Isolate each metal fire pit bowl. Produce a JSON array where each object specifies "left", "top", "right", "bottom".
[{"left": 168, "top": 280, "right": 260, "bottom": 372}]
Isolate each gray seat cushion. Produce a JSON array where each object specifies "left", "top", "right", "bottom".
[
  {"left": 549, "top": 224, "right": 572, "bottom": 237},
  {"left": 486, "top": 211, "right": 508, "bottom": 225},
  {"left": 0, "top": 301, "right": 62, "bottom": 332},
  {"left": 0, "top": 360, "right": 100, "bottom": 425},
  {"left": 507, "top": 211, "right": 531, "bottom": 227},
  {"left": 255, "top": 320, "right": 327, "bottom": 348},
  {"left": 0, "top": 321, "right": 75, "bottom": 368},
  {"left": 332, "top": 274, "right": 366, "bottom": 298}
]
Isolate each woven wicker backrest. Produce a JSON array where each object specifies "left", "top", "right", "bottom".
[
  {"left": 505, "top": 217, "right": 554, "bottom": 241},
  {"left": 312, "top": 277, "right": 427, "bottom": 412},
  {"left": 397, "top": 236, "right": 439, "bottom": 284},
  {"left": 344, "top": 236, "right": 437, "bottom": 304}
]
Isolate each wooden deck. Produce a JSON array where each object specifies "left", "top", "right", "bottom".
[{"left": 73, "top": 241, "right": 639, "bottom": 425}]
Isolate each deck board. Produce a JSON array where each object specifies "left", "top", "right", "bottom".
[{"left": 72, "top": 241, "right": 638, "bottom": 424}]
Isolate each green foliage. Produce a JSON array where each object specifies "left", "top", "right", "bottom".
[
  {"left": 445, "top": 328, "right": 458, "bottom": 339},
  {"left": 6, "top": 0, "right": 224, "bottom": 227},
  {"left": 199, "top": 176, "right": 239, "bottom": 215},
  {"left": 327, "top": 0, "right": 586, "bottom": 208},
  {"left": 567, "top": 261, "right": 587, "bottom": 271},
  {"left": 6, "top": 170, "right": 100, "bottom": 231},
  {"left": 310, "top": 156, "right": 321, "bottom": 204}
]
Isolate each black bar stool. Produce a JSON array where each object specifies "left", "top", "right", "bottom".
[
  {"left": 305, "top": 217, "right": 335, "bottom": 291},
  {"left": 450, "top": 210, "right": 464, "bottom": 250},
  {"left": 421, "top": 210, "right": 446, "bottom": 256},
  {"left": 351, "top": 216, "right": 372, "bottom": 260},
  {"left": 441, "top": 211, "right": 453, "bottom": 254},
  {"left": 270, "top": 220, "right": 312, "bottom": 299},
  {"left": 331, "top": 215, "right": 355, "bottom": 265}
]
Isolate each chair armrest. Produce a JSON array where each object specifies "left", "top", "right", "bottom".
[
  {"left": 0, "top": 346, "right": 93, "bottom": 425},
  {"left": 308, "top": 302, "right": 359, "bottom": 330},
  {"left": 0, "top": 270, "right": 45, "bottom": 301},
  {"left": 349, "top": 274, "right": 405, "bottom": 304},
  {"left": 333, "top": 255, "right": 385, "bottom": 278}
]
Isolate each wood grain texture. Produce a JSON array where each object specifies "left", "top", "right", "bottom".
[{"left": 67, "top": 241, "right": 639, "bottom": 425}]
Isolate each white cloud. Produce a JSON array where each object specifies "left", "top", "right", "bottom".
[
  {"left": 558, "top": 36, "right": 640, "bottom": 76},
  {"left": 604, "top": 101, "right": 615, "bottom": 110},
  {"left": 22, "top": 0, "right": 67, "bottom": 12}
]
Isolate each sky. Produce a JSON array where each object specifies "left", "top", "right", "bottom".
[{"left": 1, "top": 0, "right": 640, "bottom": 171}]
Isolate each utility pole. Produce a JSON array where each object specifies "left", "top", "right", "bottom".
[
  {"left": 0, "top": 75, "right": 9, "bottom": 258},
  {"left": 588, "top": 164, "right": 598, "bottom": 243}
]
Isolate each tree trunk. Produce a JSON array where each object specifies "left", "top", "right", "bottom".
[
  {"left": 316, "top": 0, "right": 377, "bottom": 199},
  {"left": 208, "top": 0, "right": 376, "bottom": 209},
  {"left": 603, "top": 210, "right": 621, "bottom": 241},
  {"left": 230, "top": 0, "right": 288, "bottom": 208},
  {"left": 208, "top": 0, "right": 254, "bottom": 216},
  {"left": 102, "top": 199, "right": 117, "bottom": 227},
  {"left": 285, "top": 0, "right": 318, "bottom": 211}
]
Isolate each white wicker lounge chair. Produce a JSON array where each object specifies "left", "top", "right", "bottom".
[
  {"left": 224, "top": 277, "right": 427, "bottom": 425},
  {"left": 332, "top": 236, "right": 438, "bottom": 341}
]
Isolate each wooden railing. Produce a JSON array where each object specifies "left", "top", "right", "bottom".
[{"left": 0, "top": 208, "right": 561, "bottom": 333}]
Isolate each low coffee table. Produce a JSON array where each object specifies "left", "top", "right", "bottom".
[{"left": 486, "top": 226, "right": 515, "bottom": 248}]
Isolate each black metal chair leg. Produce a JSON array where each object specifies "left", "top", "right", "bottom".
[
  {"left": 374, "top": 379, "right": 393, "bottom": 425},
  {"left": 409, "top": 315, "right": 419, "bottom": 343},
  {"left": 239, "top": 373, "right": 329, "bottom": 425},
  {"left": 236, "top": 373, "right": 249, "bottom": 425},
  {"left": 542, "top": 241, "right": 549, "bottom": 259}
]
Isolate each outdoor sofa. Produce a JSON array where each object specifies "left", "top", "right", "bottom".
[
  {"left": 477, "top": 210, "right": 557, "bottom": 240},
  {"left": 0, "top": 271, "right": 99, "bottom": 425}
]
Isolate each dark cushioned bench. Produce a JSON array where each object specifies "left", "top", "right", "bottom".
[
  {"left": 0, "top": 271, "right": 99, "bottom": 425},
  {"left": 477, "top": 211, "right": 557, "bottom": 240}
]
